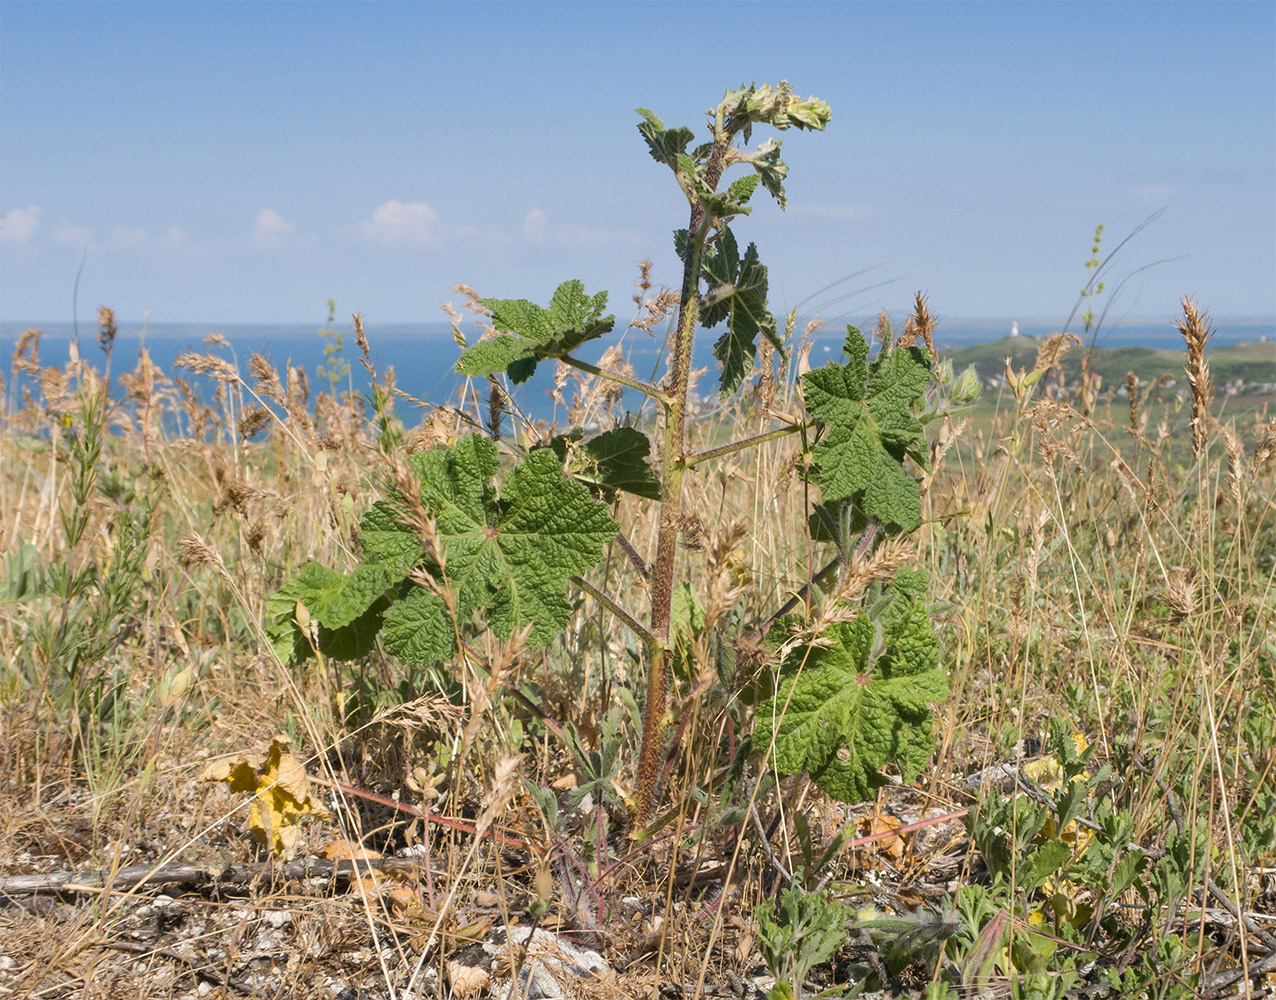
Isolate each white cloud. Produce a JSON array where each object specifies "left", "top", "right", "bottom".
[
  {"left": 0, "top": 205, "right": 42, "bottom": 243},
  {"left": 462, "top": 211, "right": 638, "bottom": 248},
  {"left": 359, "top": 200, "right": 441, "bottom": 247},
  {"left": 111, "top": 225, "right": 149, "bottom": 247},
  {"left": 53, "top": 224, "right": 95, "bottom": 247},
  {"left": 522, "top": 208, "right": 547, "bottom": 243},
  {"left": 454, "top": 223, "right": 514, "bottom": 247},
  {"left": 253, "top": 208, "right": 295, "bottom": 246},
  {"left": 47, "top": 223, "right": 188, "bottom": 251}
]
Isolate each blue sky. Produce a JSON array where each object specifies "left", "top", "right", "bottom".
[{"left": 2, "top": 1, "right": 1273, "bottom": 330}]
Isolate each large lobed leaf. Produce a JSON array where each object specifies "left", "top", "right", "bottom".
[
  {"left": 674, "top": 225, "right": 782, "bottom": 397},
  {"left": 455, "top": 280, "right": 614, "bottom": 384},
  {"left": 549, "top": 426, "right": 662, "bottom": 502},
  {"left": 385, "top": 434, "right": 619, "bottom": 656},
  {"left": 757, "top": 571, "right": 946, "bottom": 803},
  {"left": 266, "top": 434, "right": 618, "bottom": 668},
  {"left": 802, "top": 327, "right": 931, "bottom": 529}
]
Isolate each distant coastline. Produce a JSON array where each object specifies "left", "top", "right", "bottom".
[
  {"left": 3, "top": 315, "right": 1273, "bottom": 352},
  {"left": 4, "top": 315, "right": 1272, "bottom": 424}
]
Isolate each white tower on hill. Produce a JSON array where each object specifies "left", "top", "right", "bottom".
[{"left": 1010, "top": 321, "right": 1020, "bottom": 338}]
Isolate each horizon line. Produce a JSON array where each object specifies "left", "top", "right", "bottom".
[{"left": 4, "top": 313, "right": 1274, "bottom": 331}]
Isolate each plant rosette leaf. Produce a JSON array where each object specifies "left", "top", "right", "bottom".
[
  {"left": 758, "top": 579, "right": 946, "bottom": 803},
  {"left": 200, "top": 735, "right": 331, "bottom": 856},
  {"left": 755, "top": 874, "right": 851, "bottom": 996},
  {"left": 802, "top": 326, "right": 932, "bottom": 529},
  {"left": 455, "top": 280, "right": 614, "bottom": 384}
]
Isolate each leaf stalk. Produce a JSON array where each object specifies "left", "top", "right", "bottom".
[
  {"left": 570, "top": 574, "right": 655, "bottom": 646},
  {"left": 684, "top": 421, "right": 807, "bottom": 469},
  {"left": 559, "top": 353, "right": 667, "bottom": 403}
]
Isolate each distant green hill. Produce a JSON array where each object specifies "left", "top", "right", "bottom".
[{"left": 941, "top": 336, "right": 1276, "bottom": 388}]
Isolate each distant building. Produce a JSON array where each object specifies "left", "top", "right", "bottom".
[{"left": 1010, "top": 321, "right": 1020, "bottom": 338}]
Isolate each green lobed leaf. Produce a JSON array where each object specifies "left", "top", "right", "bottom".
[
  {"left": 412, "top": 432, "right": 501, "bottom": 530},
  {"left": 700, "top": 227, "right": 781, "bottom": 396},
  {"left": 743, "top": 137, "right": 789, "bottom": 208},
  {"left": 280, "top": 561, "right": 396, "bottom": 631},
  {"left": 545, "top": 428, "right": 660, "bottom": 501},
  {"left": 410, "top": 434, "right": 619, "bottom": 649},
  {"left": 357, "top": 501, "right": 425, "bottom": 577},
  {"left": 727, "top": 173, "right": 760, "bottom": 207},
  {"left": 757, "top": 577, "right": 947, "bottom": 803},
  {"left": 673, "top": 228, "right": 690, "bottom": 264},
  {"left": 264, "top": 562, "right": 393, "bottom": 665},
  {"left": 803, "top": 328, "right": 932, "bottom": 529},
  {"left": 312, "top": 604, "right": 388, "bottom": 662},
  {"left": 671, "top": 581, "right": 705, "bottom": 639},
  {"left": 635, "top": 108, "right": 696, "bottom": 171},
  {"left": 456, "top": 280, "right": 614, "bottom": 383},
  {"left": 879, "top": 596, "right": 940, "bottom": 676},
  {"left": 574, "top": 427, "right": 661, "bottom": 501},
  {"left": 453, "top": 335, "right": 536, "bottom": 382},
  {"left": 381, "top": 587, "right": 455, "bottom": 667},
  {"left": 669, "top": 581, "right": 706, "bottom": 683},
  {"left": 1112, "top": 851, "right": 1149, "bottom": 897},
  {"left": 1021, "top": 839, "right": 1074, "bottom": 892}
]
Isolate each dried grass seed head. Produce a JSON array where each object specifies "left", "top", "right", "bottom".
[
  {"left": 97, "top": 306, "right": 118, "bottom": 355},
  {"left": 1033, "top": 332, "right": 1081, "bottom": 374},
  {"left": 238, "top": 405, "right": 272, "bottom": 439},
  {"left": 352, "top": 312, "right": 372, "bottom": 376},
  {"left": 1175, "top": 296, "right": 1214, "bottom": 456},
  {"left": 175, "top": 350, "right": 240, "bottom": 383},
  {"left": 873, "top": 309, "right": 893, "bottom": 352},
  {"left": 1221, "top": 425, "right": 1245, "bottom": 509},
  {"left": 1253, "top": 418, "right": 1276, "bottom": 473},
  {"left": 13, "top": 327, "right": 42, "bottom": 374},
  {"left": 1164, "top": 568, "right": 1197, "bottom": 622},
  {"left": 898, "top": 291, "right": 937, "bottom": 360},
  {"left": 838, "top": 535, "right": 916, "bottom": 604}
]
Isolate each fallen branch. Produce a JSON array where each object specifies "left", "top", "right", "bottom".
[{"left": 0, "top": 854, "right": 441, "bottom": 898}]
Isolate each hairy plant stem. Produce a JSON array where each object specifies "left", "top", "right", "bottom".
[
  {"left": 570, "top": 574, "right": 656, "bottom": 646},
  {"left": 560, "top": 353, "right": 667, "bottom": 402},
  {"left": 613, "top": 530, "right": 651, "bottom": 579},
  {"left": 634, "top": 130, "right": 733, "bottom": 829},
  {"left": 685, "top": 421, "right": 807, "bottom": 469}
]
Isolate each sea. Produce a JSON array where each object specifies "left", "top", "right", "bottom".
[{"left": 3, "top": 314, "right": 1273, "bottom": 425}]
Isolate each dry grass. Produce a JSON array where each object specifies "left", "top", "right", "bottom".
[{"left": 1, "top": 288, "right": 1273, "bottom": 999}]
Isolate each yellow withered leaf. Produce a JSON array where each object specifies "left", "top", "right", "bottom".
[
  {"left": 1022, "top": 731, "right": 1097, "bottom": 924},
  {"left": 201, "top": 735, "right": 331, "bottom": 855},
  {"left": 1022, "top": 730, "right": 1093, "bottom": 853}
]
